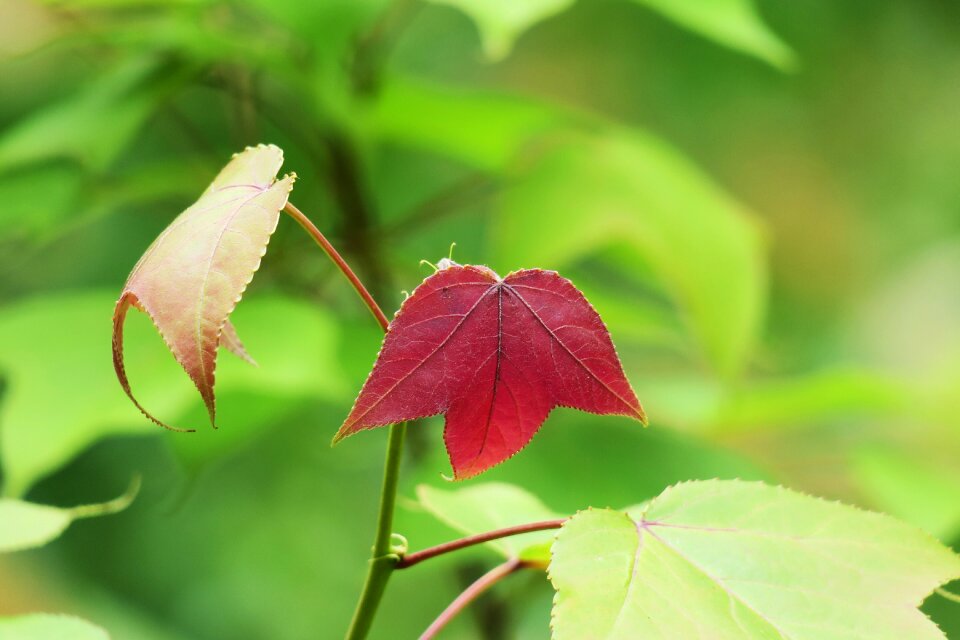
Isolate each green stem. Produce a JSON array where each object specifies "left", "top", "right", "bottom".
[
  {"left": 345, "top": 421, "right": 407, "bottom": 640},
  {"left": 284, "top": 200, "right": 402, "bottom": 638}
]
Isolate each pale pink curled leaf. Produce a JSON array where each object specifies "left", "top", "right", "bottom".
[
  {"left": 112, "top": 144, "right": 295, "bottom": 430},
  {"left": 219, "top": 319, "right": 257, "bottom": 366}
]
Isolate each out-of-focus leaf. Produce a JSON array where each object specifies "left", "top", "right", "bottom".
[
  {"left": 0, "top": 292, "right": 345, "bottom": 497},
  {"left": 0, "top": 57, "right": 188, "bottom": 172},
  {"left": 0, "top": 164, "right": 84, "bottom": 239},
  {"left": 242, "top": 0, "right": 388, "bottom": 42},
  {"left": 713, "top": 368, "right": 910, "bottom": 433},
  {"left": 372, "top": 77, "right": 560, "bottom": 172},
  {"left": 497, "top": 129, "right": 766, "bottom": 378},
  {"left": 0, "top": 478, "right": 138, "bottom": 553},
  {"left": 0, "top": 161, "right": 201, "bottom": 244},
  {"left": 425, "top": 0, "right": 574, "bottom": 60},
  {"left": 113, "top": 144, "right": 295, "bottom": 429},
  {"left": 628, "top": 0, "right": 795, "bottom": 70},
  {"left": 416, "top": 483, "right": 561, "bottom": 564},
  {"left": 0, "top": 614, "right": 109, "bottom": 640},
  {"left": 853, "top": 447, "right": 960, "bottom": 542},
  {"left": 549, "top": 480, "right": 960, "bottom": 639}
]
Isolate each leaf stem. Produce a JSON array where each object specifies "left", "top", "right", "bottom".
[
  {"left": 284, "top": 200, "right": 402, "bottom": 638},
  {"left": 345, "top": 421, "right": 407, "bottom": 640},
  {"left": 397, "top": 520, "right": 566, "bottom": 569},
  {"left": 283, "top": 201, "right": 390, "bottom": 331},
  {"left": 419, "top": 558, "right": 527, "bottom": 640}
]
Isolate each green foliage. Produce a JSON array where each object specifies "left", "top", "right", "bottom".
[
  {"left": 0, "top": 614, "right": 109, "bottom": 640},
  {"left": 420, "top": 0, "right": 793, "bottom": 67},
  {"left": 1, "top": 0, "right": 958, "bottom": 637},
  {"left": 372, "top": 77, "right": 560, "bottom": 172},
  {"left": 0, "top": 58, "right": 185, "bottom": 172},
  {"left": 549, "top": 480, "right": 960, "bottom": 639}
]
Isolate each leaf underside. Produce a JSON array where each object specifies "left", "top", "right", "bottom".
[
  {"left": 549, "top": 480, "right": 960, "bottom": 640},
  {"left": 336, "top": 263, "right": 645, "bottom": 478},
  {"left": 112, "top": 144, "right": 295, "bottom": 430}
]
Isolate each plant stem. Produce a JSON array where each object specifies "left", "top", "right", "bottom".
[
  {"left": 397, "top": 520, "right": 566, "bottom": 569},
  {"left": 345, "top": 421, "right": 407, "bottom": 640},
  {"left": 419, "top": 558, "right": 526, "bottom": 640},
  {"left": 284, "top": 200, "right": 402, "bottom": 638},
  {"left": 283, "top": 201, "right": 390, "bottom": 331}
]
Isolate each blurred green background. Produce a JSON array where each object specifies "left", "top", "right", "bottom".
[{"left": 1, "top": 0, "right": 959, "bottom": 637}]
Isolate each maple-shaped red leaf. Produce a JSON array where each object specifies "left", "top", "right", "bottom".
[
  {"left": 335, "top": 263, "right": 647, "bottom": 478},
  {"left": 112, "top": 144, "right": 295, "bottom": 430}
]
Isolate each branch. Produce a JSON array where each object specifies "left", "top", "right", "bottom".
[
  {"left": 419, "top": 558, "right": 526, "bottom": 640},
  {"left": 397, "top": 519, "right": 565, "bottom": 569}
]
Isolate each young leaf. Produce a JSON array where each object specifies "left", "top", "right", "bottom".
[
  {"left": 336, "top": 262, "right": 646, "bottom": 478},
  {"left": 0, "top": 478, "right": 139, "bottom": 553},
  {"left": 549, "top": 480, "right": 960, "bottom": 640},
  {"left": 112, "top": 144, "right": 295, "bottom": 430},
  {"left": 417, "top": 483, "right": 562, "bottom": 564},
  {"left": 0, "top": 614, "right": 109, "bottom": 640}
]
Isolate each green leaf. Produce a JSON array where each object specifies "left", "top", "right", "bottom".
[
  {"left": 0, "top": 164, "right": 84, "bottom": 239},
  {"left": 0, "top": 614, "right": 109, "bottom": 640},
  {"left": 628, "top": 0, "right": 796, "bottom": 70},
  {"left": 549, "top": 480, "right": 960, "bottom": 639},
  {"left": 373, "top": 77, "right": 560, "bottom": 172},
  {"left": 0, "top": 291, "right": 346, "bottom": 496},
  {"left": 0, "top": 57, "right": 188, "bottom": 172},
  {"left": 0, "top": 478, "right": 138, "bottom": 553},
  {"left": 416, "top": 483, "right": 562, "bottom": 564},
  {"left": 426, "top": 0, "right": 574, "bottom": 60},
  {"left": 714, "top": 368, "right": 911, "bottom": 433},
  {"left": 496, "top": 129, "right": 766, "bottom": 377}
]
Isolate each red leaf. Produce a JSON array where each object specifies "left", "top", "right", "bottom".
[
  {"left": 336, "top": 263, "right": 646, "bottom": 478},
  {"left": 112, "top": 144, "right": 295, "bottom": 430}
]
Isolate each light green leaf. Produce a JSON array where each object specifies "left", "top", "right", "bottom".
[
  {"left": 0, "top": 164, "right": 84, "bottom": 239},
  {"left": 0, "top": 614, "right": 109, "bottom": 640},
  {"left": 416, "top": 483, "right": 561, "bottom": 564},
  {"left": 0, "top": 292, "right": 346, "bottom": 496},
  {"left": 549, "top": 480, "right": 960, "bottom": 639},
  {"left": 714, "top": 368, "right": 910, "bottom": 433},
  {"left": 0, "top": 478, "right": 138, "bottom": 553},
  {"left": 373, "top": 77, "right": 560, "bottom": 172},
  {"left": 629, "top": 0, "right": 795, "bottom": 70},
  {"left": 0, "top": 57, "right": 185, "bottom": 172},
  {"left": 426, "top": 0, "right": 574, "bottom": 60},
  {"left": 496, "top": 130, "right": 766, "bottom": 377}
]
